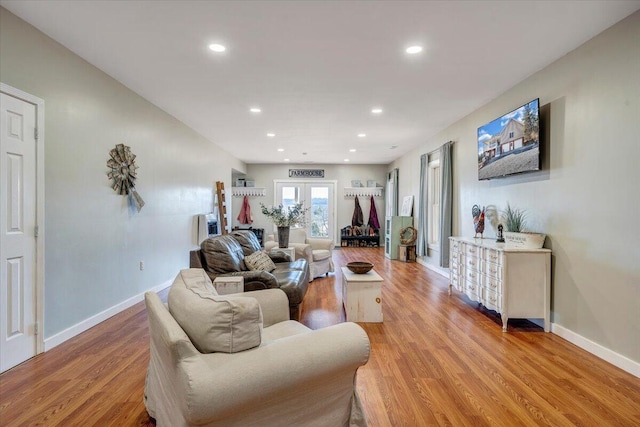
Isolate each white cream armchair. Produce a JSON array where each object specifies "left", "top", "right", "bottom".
[
  {"left": 144, "top": 269, "right": 370, "bottom": 427},
  {"left": 265, "top": 229, "right": 335, "bottom": 280}
]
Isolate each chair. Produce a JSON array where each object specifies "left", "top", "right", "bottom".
[
  {"left": 265, "top": 228, "right": 335, "bottom": 280},
  {"left": 144, "top": 269, "right": 370, "bottom": 427}
]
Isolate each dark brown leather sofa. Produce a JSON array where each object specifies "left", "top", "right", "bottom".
[{"left": 190, "top": 230, "right": 310, "bottom": 320}]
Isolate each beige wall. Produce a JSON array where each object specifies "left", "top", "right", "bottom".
[
  {"left": 0, "top": 9, "right": 245, "bottom": 338},
  {"left": 237, "top": 164, "right": 388, "bottom": 240},
  {"left": 391, "top": 11, "right": 640, "bottom": 363}
]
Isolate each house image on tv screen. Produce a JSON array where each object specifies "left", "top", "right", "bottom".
[{"left": 477, "top": 98, "right": 540, "bottom": 180}]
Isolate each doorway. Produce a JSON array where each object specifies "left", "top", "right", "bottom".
[
  {"left": 0, "top": 83, "right": 45, "bottom": 373},
  {"left": 274, "top": 180, "right": 337, "bottom": 242}
]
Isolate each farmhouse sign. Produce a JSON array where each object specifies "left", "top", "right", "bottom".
[{"left": 288, "top": 169, "right": 325, "bottom": 178}]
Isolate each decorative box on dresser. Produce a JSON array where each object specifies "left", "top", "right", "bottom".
[{"left": 449, "top": 237, "right": 551, "bottom": 332}]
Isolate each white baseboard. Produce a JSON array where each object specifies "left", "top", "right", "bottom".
[
  {"left": 417, "top": 257, "right": 449, "bottom": 278},
  {"left": 551, "top": 323, "right": 639, "bottom": 378},
  {"left": 44, "top": 280, "right": 172, "bottom": 351},
  {"left": 414, "top": 258, "right": 639, "bottom": 378}
]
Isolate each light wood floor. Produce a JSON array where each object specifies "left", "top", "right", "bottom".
[{"left": 1, "top": 247, "right": 639, "bottom": 426}]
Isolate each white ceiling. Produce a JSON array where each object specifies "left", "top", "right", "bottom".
[{"left": 3, "top": 1, "right": 639, "bottom": 165}]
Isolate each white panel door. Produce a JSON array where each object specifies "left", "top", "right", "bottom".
[{"left": 0, "top": 92, "right": 37, "bottom": 373}]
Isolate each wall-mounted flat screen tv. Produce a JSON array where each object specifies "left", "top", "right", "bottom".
[{"left": 478, "top": 98, "right": 540, "bottom": 180}]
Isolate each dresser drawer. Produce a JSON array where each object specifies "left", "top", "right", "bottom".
[
  {"left": 465, "top": 244, "right": 480, "bottom": 257},
  {"left": 450, "top": 250, "right": 463, "bottom": 266},
  {"left": 483, "top": 274, "right": 502, "bottom": 294},
  {"left": 450, "top": 271, "right": 462, "bottom": 291},
  {"left": 483, "top": 260, "right": 502, "bottom": 281},
  {"left": 483, "top": 248, "right": 502, "bottom": 265},
  {"left": 464, "top": 279, "right": 482, "bottom": 302},
  {"left": 464, "top": 255, "right": 480, "bottom": 271},
  {"left": 483, "top": 288, "right": 502, "bottom": 312},
  {"left": 450, "top": 239, "right": 462, "bottom": 252},
  {"left": 465, "top": 268, "right": 480, "bottom": 284}
]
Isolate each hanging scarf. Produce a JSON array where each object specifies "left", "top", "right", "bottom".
[
  {"left": 352, "top": 195, "right": 364, "bottom": 226},
  {"left": 237, "top": 195, "right": 253, "bottom": 224},
  {"left": 368, "top": 195, "right": 380, "bottom": 229}
]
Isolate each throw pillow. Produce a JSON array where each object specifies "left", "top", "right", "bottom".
[
  {"left": 244, "top": 251, "right": 276, "bottom": 272},
  {"left": 168, "top": 269, "right": 262, "bottom": 354}
]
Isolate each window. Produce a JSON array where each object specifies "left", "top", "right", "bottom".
[{"left": 509, "top": 131, "right": 514, "bottom": 138}]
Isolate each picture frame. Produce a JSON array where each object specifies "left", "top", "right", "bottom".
[{"left": 400, "top": 195, "right": 413, "bottom": 216}]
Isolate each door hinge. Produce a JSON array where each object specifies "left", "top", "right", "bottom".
[
  {"left": 34, "top": 225, "right": 39, "bottom": 238},
  {"left": 34, "top": 127, "right": 38, "bottom": 140},
  {"left": 34, "top": 322, "right": 39, "bottom": 335}
]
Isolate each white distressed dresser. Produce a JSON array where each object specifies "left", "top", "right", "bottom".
[{"left": 449, "top": 237, "right": 551, "bottom": 332}]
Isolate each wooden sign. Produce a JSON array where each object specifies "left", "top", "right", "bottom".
[{"left": 288, "top": 169, "right": 325, "bottom": 178}]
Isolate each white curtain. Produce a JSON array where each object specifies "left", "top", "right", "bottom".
[
  {"left": 386, "top": 168, "right": 399, "bottom": 217},
  {"left": 417, "top": 154, "right": 428, "bottom": 256},
  {"left": 439, "top": 142, "right": 453, "bottom": 267}
]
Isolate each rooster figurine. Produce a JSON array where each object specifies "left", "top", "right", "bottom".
[{"left": 472, "top": 204, "right": 485, "bottom": 238}]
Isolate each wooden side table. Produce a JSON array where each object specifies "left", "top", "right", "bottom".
[
  {"left": 341, "top": 267, "right": 383, "bottom": 323},
  {"left": 398, "top": 244, "right": 416, "bottom": 262},
  {"left": 213, "top": 276, "right": 244, "bottom": 295}
]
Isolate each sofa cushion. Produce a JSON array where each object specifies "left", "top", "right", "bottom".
[
  {"left": 168, "top": 269, "right": 263, "bottom": 354},
  {"left": 201, "top": 235, "right": 247, "bottom": 274},
  {"left": 244, "top": 251, "right": 277, "bottom": 272},
  {"left": 312, "top": 249, "right": 332, "bottom": 262},
  {"left": 230, "top": 230, "right": 263, "bottom": 256}
]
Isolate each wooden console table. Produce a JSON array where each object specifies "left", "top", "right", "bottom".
[{"left": 449, "top": 237, "right": 551, "bottom": 332}]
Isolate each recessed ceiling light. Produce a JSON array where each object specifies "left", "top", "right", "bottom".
[
  {"left": 349, "top": 149, "right": 356, "bottom": 152},
  {"left": 209, "top": 44, "right": 226, "bottom": 52},
  {"left": 277, "top": 148, "right": 284, "bottom": 152},
  {"left": 267, "top": 133, "right": 276, "bottom": 137},
  {"left": 357, "top": 133, "right": 366, "bottom": 138},
  {"left": 344, "top": 159, "right": 350, "bottom": 162},
  {"left": 406, "top": 45, "right": 423, "bottom": 54},
  {"left": 249, "top": 107, "right": 261, "bottom": 113},
  {"left": 390, "top": 145, "right": 398, "bottom": 149},
  {"left": 284, "top": 158, "right": 290, "bottom": 162},
  {"left": 371, "top": 108, "right": 383, "bottom": 114}
]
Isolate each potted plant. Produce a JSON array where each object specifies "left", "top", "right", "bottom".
[
  {"left": 501, "top": 203, "right": 546, "bottom": 249},
  {"left": 260, "top": 202, "right": 309, "bottom": 248}
]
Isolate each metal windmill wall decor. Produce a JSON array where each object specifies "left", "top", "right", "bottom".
[{"left": 107, "top": 143, "right": 145, "bottom": 212}]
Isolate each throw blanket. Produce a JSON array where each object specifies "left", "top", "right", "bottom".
[
  {"left": 368, "top": 195, "right": 380, "bottom": 229},
  {"left": 237, "top": 195, "right": 253, "bottom": 224},
  {"left": 352, "top": 196, "right": 363, "bottom": 226}
]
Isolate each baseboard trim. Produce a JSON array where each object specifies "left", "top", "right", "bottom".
[
  {"left": 551, "top": 323, "right": 639, "bottom": 378},
  {"left": 44, "top": 280, "right": 172, "bottom": 351},
  {"left": 415, "top": 257, "right": 639, "bottom": 378},
  {"left": 417, "top": 258, "right": 449, "bottom": 278}
]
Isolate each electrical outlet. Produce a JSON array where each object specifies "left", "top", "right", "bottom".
[{"left": 139, "top": 261, "right": 144, "bottom": 271}]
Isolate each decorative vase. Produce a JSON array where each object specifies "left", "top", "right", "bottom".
[{"left": 277, "top": 226, "right": 290, "bottom": 248}]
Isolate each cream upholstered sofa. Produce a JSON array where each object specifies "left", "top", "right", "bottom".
[
  {"left": 144, "top": 268, "right": 370, "bottom": 427},
  {"left": 265, "top": 228, "right": 335, "bottom": 280}
]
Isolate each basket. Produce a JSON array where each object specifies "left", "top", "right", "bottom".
[{"left": 346, "top": 261, "right": 374, "bottom": 274}]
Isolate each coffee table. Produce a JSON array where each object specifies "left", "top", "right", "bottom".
[{"left": 341, "top": 267, "right": 383, "bottom": 323}]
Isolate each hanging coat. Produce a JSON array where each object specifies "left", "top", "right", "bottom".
[
  {"left": 237, "top": 195, "right": 253, "bottom": 224},
  {"left": 368, "top": 195, "right": 380, "bottom": 230},
  {"left": 352, "top": 195, "right": 364, "bottom": 227}
]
